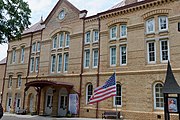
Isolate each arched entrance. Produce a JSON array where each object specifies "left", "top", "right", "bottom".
[
  {"left": 45, "top": 88, "right": 53, "bottom": 115},
  {"left": 58, "top": 87, "right": 68, "bottom": 116}
]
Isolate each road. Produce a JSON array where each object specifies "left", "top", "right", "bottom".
[{"left": 1, "top": 113, "right": 104, "bottom": 120}]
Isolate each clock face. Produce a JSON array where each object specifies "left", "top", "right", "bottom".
[{"left": 59, "top": 10, "right": 65, "bottom": 20}]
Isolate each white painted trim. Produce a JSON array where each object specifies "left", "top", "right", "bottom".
[
  {"left": 110, "top": 26, "right": 117, "bottom": 40},
  {"left": 92, "top": 49, "right": 98, "bottom": 68},
  {"left": 158, "top": 16, "right": 168, "bottom": 32},
  {"left": 146, "top": 18, "right": 155, "bottom": 34},
  {"left": 113, "top": 83, "right": 122, "bottom": 107},
  {"left": 84, "top": 49, "right": 90, "bottom": 68},
  {"left": 110, "top": 46, "right": 117, "bottom": 66},
  {"left": 160, "top": 39, "right": 170, "bottom": 63},
  {"left": 147, "top": 41, "right": 156, "bottom": 64},
  {"left": 120, "top": 45, "right": 127, "bottom": 66}
]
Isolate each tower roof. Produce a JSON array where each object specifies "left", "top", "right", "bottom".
[{"left": 162, "top": 61, "right": 180, "bottom": 94}]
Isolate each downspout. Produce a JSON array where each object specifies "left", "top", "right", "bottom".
[
  {"left": 1, "top": 43, "right": 9, "bottom": 104},
  {"left": 96, "top": 16, "right": 101, "bottom": 118},
  {"left": 23, "top": 33, "right": 33, "bottom": 109},
  {"left": 79, "top": 14, "right": 86, "bottom": 117}
]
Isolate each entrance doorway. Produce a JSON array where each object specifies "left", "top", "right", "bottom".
[
  {"left": 58, "top": 88, "right": 68, "bottom": 116},
  {"left": 45, "top": 88, "right": 53, "bottom": 115},
  {"left": 15, "top": 94, "right": 21, "bottom": 113},
  {"left": 29, "top": 94, "right": 34, "bottom": 113},
  {"left": 6, "top": 96, "right": 12, "bottom": 112}
]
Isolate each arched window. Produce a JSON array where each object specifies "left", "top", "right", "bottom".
[
  {"left": 114, "top": 83, "right": 122, "bottom": 106},
  {"left": 154, "top": 82, "right": 164, "bottom": 109},
  {"left": 86, "top": 83, "right": 93, "bottom": 104}
]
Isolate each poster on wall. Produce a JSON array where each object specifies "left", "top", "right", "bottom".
[
  {"left": 168, "top": 97, "right": 178, "bottom": 113},
  {"left": 69, "top": 94, "right": 79, "bottom": 114}
]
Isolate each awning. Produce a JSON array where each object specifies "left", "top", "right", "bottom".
[{"left": 25, "top": 80, "right": 74, "bottom": 91}]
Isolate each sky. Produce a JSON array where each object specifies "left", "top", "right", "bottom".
[{"left": 0, "top": 0, "right": 122, "bottom": 61}]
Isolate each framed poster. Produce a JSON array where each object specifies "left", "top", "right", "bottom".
[{"left": 168, "top": 97, "right": 178, "bottom": 113}]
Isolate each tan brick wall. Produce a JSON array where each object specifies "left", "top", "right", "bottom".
[{"left": 2, "top": 0, "right": 180, "bottom": 119}]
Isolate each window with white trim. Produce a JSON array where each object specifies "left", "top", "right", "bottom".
[
  {"left": 110, "top": 47, "right": 116, "bottom": 66},
  {"left": 37, "top": 42, "right": 40, "bottom": 52},
  {"left": 93, "top": 49, "right": 98, "bottom": 68},
  {"left": 30, "top": 57, "right": 34, "bottom": 72},
  {"left": 51, "top": 55, "right": 56, "bottom": 73},
  {"left": 159, "top": 16, "right": 168, "bottom": 31},
  {"left": 35, "top": 57, "right": 39, "bottom": 72},
  {"left": 84, "top": 49, "right": 90, "bottom": 68},
  {"left": 57, "top": 54, "right": 62, "bottom": 72},
  {"left": 12, "top": 49, "right": 16, "bottom": 63},
  {"left": 110, "top": 26, "right": 117, "bottom": 40},
  {"left": 114, "top": 83, "right": 122, "bottom": 106},
  {"left": 85, "top": 31, "right": 90, "bottom": 44},
  {"left": 120, "top": 46, "right": 127, "bottom": 65},
  {"left": 120, "top": 25, "right": 127, "bottom": 38},
  {"left": 20, "top": 47, "right": 25, "bottom": 63},
  {"left": 52, "top": 36, "right": 57, "bottom": 49},
  {"left": 146, "top": 18, "right": 155, "bottom": 33},
  {"left": 17, "top": 75, "right": 22, "bottom": 88},
  {"left": 32, "top": 43, "right": 36, "bottom": 52},
  {"left": 160, "top": 40, "right": 169, "bottom": 62},
  {"left": 93, "top": 30, "right": 99, "bottom": 42},
  {"left": 147, "top": 41, "right": 156, "bottom": 63},
  {"left": 59, "top": 33, "right": 64, "bottom": 48},
  {"left": 154, "top": 83, "right": 164, "bottom": 109},
  {"left": 64, "top": 53, "right": 69, "bottom": 72},
  {"left": 65, "top": 33, "right": 70, "bottom": 47},
  {"left": 86, "top": 83, "right": 93, "bottom": 104},
  {"left": 8, "top": 76, "right": 12, "bottom": 88}
]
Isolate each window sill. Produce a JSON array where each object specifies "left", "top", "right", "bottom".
[
  {"left": 110, "top": 38, "right": 117, "bottom": 41},
  {"left": 145, "top": 32, "right": 155, "bottom": 36}
]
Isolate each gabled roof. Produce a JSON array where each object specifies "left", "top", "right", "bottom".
[
  {"left": 43, "top": 0, "right": 80, "bottom": 25},
  {"left": 22, "top": 19, "right": 45, "bottom": 35},
  {"left": 162, "top": 61, "right": 180, "bottom": 94},
  {"left": 0, "top": 57, "right": 6, "bottom": 64}
]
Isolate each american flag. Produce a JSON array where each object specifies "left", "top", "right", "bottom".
[{"left": 88, "top": 73, "right": 116, "bottom": 104}]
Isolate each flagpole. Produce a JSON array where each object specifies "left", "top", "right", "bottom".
[{"left": 114, "top": 70, "right": 118, "bottom": 120}]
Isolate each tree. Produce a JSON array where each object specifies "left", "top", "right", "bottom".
[{"left": 0, "top": 0, "right": 31, "bottom": 43}]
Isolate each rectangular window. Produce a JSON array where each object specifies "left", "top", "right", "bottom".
[
  {"left": 57, "top": 54, "right": 62, "bottom": 72},
  {"left": 65, "top": 33, "right": 70, "bottom": 47},
  {"left": 30, "top": 57, "right": 34, "bottom": 72},
  {"left": 59, "top": 33, "right": 64, "bottom": 48},
  {"left": 84, "top": 49, "right": 90, "bottom": 68},
  {"left": 120, "top": 25, "right": 127, "bottom": 38},
  {"left": 146, "top": 18, "right": 155, "bottom": 33},
  {"left": 51, "top": 55, "right": 56, "bottom": 73},
  {"left": 160, "top": 40, "right": 169, "bottom": 62},
  {"left": 37, "top": 42, "right": 40, "bottom": 52},
  {"left": 93, "top": 49, "right": 98, "bottom": 68},
  {"left": 8, "top": 76, "right": 12, "bottom": 88},
  {"left": 110, "top": 47, "right": 116, "bottom": 66},
  {"left": 159, "top": 16, "right": 168, "bottom": 31},
  {"left": 147, "top": 42, "right": 156, "bottom": 63},
  {"left": 35, "top": 57, "right": 39, "bottom": 72},
  {"left": 110, "top": 26, "right": 117, "bottom": 40},
  {"left": 17, "top": 75, "right": 21, "bottom": 88},
  {"left": 32, "top": 43, "right": 36, "bottom": 52},
  {"left": 64, "top": 53, "right": 69, "bottom": 72},
  {"left": 85, "top": 31, "right": 90, "bottom": 44},
  {"left": 53, "top": 36, "right": 57, "bottom": 49},
  {"left": 21, "top": 47, "right": 25, "bottom": 63},
  {"left": 93, "top": 30, "right": 99, "bottom": 42},
  {"left": 120, "top": 46, "right": 127, "bottom": 65},
  {"left": 12, "top": 49, "right": 16, "bottom": 63}
]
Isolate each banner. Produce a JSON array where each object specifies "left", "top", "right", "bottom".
[{"left": 69, "top": 94, "right": 79, "bottom": 114}]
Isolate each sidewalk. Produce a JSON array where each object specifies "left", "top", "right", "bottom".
[{"left": 3, "top": 112, "right": 104, "bottom": 120}]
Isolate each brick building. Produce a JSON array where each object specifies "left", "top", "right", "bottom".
[
  {"left": 0, "top": 58, "right": 6, "bottom": 102},
  {"left": 2, "top": 0, "right": 180, "bottom": 119}
]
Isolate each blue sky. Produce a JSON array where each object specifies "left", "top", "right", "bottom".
[{"left": 0, "top": 0, "right": 121, "bottom": 61}]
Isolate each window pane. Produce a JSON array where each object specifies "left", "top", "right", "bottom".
[
  {"left": 146, "top": 18, "right": 154, "bottom": 33},
  {"left": 93, "top": 49, "right": 98, "bottom": 67},
  {"left": 59, "top": 33, "right": 64, "bottom": 48},
  {"left": 30, "top": 58, "right": 34, "bottom": 72},
  {"left": 35, "top": 57, "right": 39, "bottom": 72},
  {"left": 110, "top": 27, "right": 117, "bottom": 39},
  {"left": 64, "top": 53, "right": 69, "bottom": 71},
  {"left": 57, "top": 54, "right": 62, "bottom": 72},
  {"left": 93, "top": 31, "right": 99, "bottom": 42},
  {"left": 159, "top": 16, "right": 167, "bottom": 30},
  {"left": 120, "top": 25, "right": 127, "bottom": 37},
  {"left": 155, "top": 83, "right": 164, "bottom": 108},
  {"left": 85, "top": 32, "right": 90, "bottom": 43},
  {"left": 21, "top": 47, "right": 25, "bottom": 63},
  {"left": 51, "top": 55, "right": 56, "bottom": 72},
  {"left": 65, "top": 33, "right": 70, "bottom": 47},
  {"left": 110, "top": 47, "right": 116, "bottom": 65},
  {"left": 53, "top": 36, "right": 57, "bottom": 48},
  {"left": 84, "top": 50, "right": 90, "bottom": 67},
  {"left": 161, "top": 40, "right": 168, "bottom": 61},
  {"left": 87, "top": 84, "right": 93, "bottom": 102},
  {"left": 120, "top": 46, "right": 126, "bottom": 65}
]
